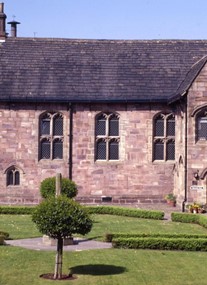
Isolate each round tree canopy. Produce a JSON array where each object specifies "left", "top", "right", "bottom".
[{"left": 32, "top": 196, "right": 92, "bottom": 239}]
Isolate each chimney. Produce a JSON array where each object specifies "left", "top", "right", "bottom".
[
  {"left": 0, "top": 3, "right": 6, "bottom": 41},
  {"left": 8, "top": 20, "right": 20, "bottom": 37}
]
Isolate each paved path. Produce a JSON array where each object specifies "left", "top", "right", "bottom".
[{"left": 5, "top": 237, "right": 112, "bottom": 251}]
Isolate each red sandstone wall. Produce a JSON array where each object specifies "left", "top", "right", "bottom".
[
  {"left": 0, "top": 103, "right": 69, "bottom": 204},
  {"left": 0, "top": 101, "right": 175, "bottom": 205},
  {"left": 72, "top": 103, "right": 174, "bottom": 204},
  {"left": 186, "top": 63, "right": 207, "bottom": 204}
]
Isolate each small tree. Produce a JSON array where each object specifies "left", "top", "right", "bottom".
[
  {"left": 32, "top": 196, "right": 92, "bottom": 279},
  {"left": 40, "top": 176, "right": 77, "bottom": 199}
]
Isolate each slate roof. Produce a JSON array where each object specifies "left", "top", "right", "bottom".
[{"left": 1, "top": 37, "right": 207, "bottom": 103}]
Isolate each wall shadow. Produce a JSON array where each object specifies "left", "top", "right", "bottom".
[{"left": 69, "top": 264, "right": 126, "bottom": 276}]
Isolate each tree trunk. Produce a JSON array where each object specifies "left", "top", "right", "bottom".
[{"left": 54, "top": 237, "right": 63, "bottom": 279}]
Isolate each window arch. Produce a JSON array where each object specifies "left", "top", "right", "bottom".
[
  {"left": 95, "top": 113, "right": 120, "bottom": 161},
  {"left": 153, "top": 113, "right": 175, "bottom": 161},
  {"left": 39, "top": 112, "right": 63, "bottom": 160},
  {"left": 6, "top": 166, "right": 20, "bottom": 186}
]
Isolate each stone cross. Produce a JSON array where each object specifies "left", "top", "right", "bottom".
[{"left": 55, "top": 173, "right": 62, "bottom": 196}]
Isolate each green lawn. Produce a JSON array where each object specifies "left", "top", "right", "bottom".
[
  {"left": 1, "top": 213, "right": 207, "bottom": 285},
  {"left": 1, "top": 246, "right": 207, "bottom": 285},
  {"left": 1, "top": 214, "right": 207, "bottom": 240}
]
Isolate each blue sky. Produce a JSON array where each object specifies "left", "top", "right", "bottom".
[{"left": 3, "top": 0, "right": 207, "bottom": 40}]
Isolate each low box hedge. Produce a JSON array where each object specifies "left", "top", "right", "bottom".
[
  {"left": 171, "top": 212, "right": 207, "bottom": 229},
  {"left": 0, "top": 235, "right": 5, "bottom": 245},
  {"left": 86, "top": 206, "right": 164, "bottom": 220},
  {"left": 0, "top": 206, "right": 35, "bottom": 215},
  {"left": 0, "top": 205, "right": 164, "bottom": 219},
  {"left": 0, "top": 231, "right": 9, "bottom": 239},
  {"left": 105, "top": 232, "right": 207, "bottom": 242},
  {"left": 112, "top": 237, "right": 207, "bottom": 251}
]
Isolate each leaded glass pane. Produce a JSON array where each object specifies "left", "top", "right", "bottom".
[
  {"left": 41, "top": 115, "right": 50, "bottom": 135},
  {"left": 109, "top": 116, "right": 119, "bottom": 136},
  {"left": 53, "top": 115, "right": 63, "bottom": 136},
  {"left": 198, "top": 117, "right": 207, "bottom": 140},
  {"left": 167, "top": 117, "right": 175, "bottom": 136},
  {"left": 15, "top": 171, "right": 20, "bottom": 185},
  {"left": 41, "top": 140, "right": 50, "bottom": 159},
  {"left": 7, "top": 170, "right": 13, "bottom": 186},
  {"left": 96, "top": 140, "right": 106, "bottom": 160},
  {"left": 166, "top": 141, "right": 175, "bottom": 160},
  {"left": 154, "top": 141, "right": 164, "bottom": 160},
  {"left": 155, "top": 117, "right": 164, "bottom": 136},
  {"left": 53, "top": 139, "right": 63, "bottom": 159},
  {"left": 96, "top": 115, "right": 106, "bottom": 136},
  {"left": 109, "top": 140, "right": 119, "bottom": 160}
]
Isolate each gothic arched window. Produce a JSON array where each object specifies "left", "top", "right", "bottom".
[
  {"left": 39, "top": 112, "right": 63, "bottom": 160},
  {"left": 6, "top": 166, "right": 20, "bottom": 186},
  {"left": 95, "top": 113, "right": 119, "bottom": 161},
  {"left": 153, "top": 113, "right": 175, "bottom": 161}
]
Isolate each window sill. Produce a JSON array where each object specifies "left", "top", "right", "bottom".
[{"left": 152, "top": 160, "right": 175, "bottom": 164}]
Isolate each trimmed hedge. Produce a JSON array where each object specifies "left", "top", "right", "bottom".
[
  {"left": 0, "top": 205, "right": 164, "bottom": 219},
  {"left": 112, "top": 237, "right": 207, "bottom": 251},
  {"left": 86, "top": 206, "right": 164, "bottom": 220},
  {"left": 105, "top": 232, "right": 207, "bottom": 242},
  {"left": 0, "top": 235, "right": 5, "bottom": 245},
  {"left": 171, "top": 212, "right": 207, "bottom": 229},
  {"left": 0, "top": 206, "right": 35, "bottom": 215},
  {"left": 0, "top": 231, "right": 9, "bottom": 239}
]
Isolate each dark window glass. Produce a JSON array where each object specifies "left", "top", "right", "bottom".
[
  {"left": 41, "top": 140, "right": 50, "bottom": 159},
  {"left": 166, "top": 141, "right": 175, "bottom": 160},
  {"left": 167, "top": 117, "right": 175, "bottom": 136},
  {"left": 155, "top": 117, "right": 164, "bottom": 136},
  {"left": 96, "top": 115, "right": 106, "bottom": 136},
  {"left": 53, "top": 115, "right": 63, "bottom": 136},
  {"left": 53, "top": 139, "right": 63, "bottom": 159},
  {"left": 96, "top": 140, "right": 106, "bottom": 160},
  {"left": 15, "top": 171, "right": 20, "bottom": 185},
  {"left": 109, "top": 115, "right": 119, "bottom": 136},
  {"left": 109, "top": 140, "right": 119, "bottom": 160},
  {"left": 198, "top": 117, "right": 207, "bottom": 140},
  {"left": 41, "top": 115, "right": 50, "bottom": 135},
  {"left": 7, "top": 170, "right": 13, "bottom": 186},
  {"left": 154, "top": 141, "right": 164, "bottom": 160}
]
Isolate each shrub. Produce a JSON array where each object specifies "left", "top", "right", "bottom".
[
  {"left": 86, "top": 206, "right": 164, "bottom": 220},
  {"left": 0, "top": 235, "right": 5, "bottom": 245},
  {"left": 112, "top": 237, "right": 207, "bottom": 251},
  {"left": 40, "top": 176, "right": 78, "bottom": 199},
  {"left": 0, "top": 231, "right": 9, "bottom": 239},
  {"left": 171, "top": 212, "right": 207, "bottom": 225},
  {"left": 105, "top": 232, "right": 207, "bottom": 242},
  {"left": 0, "top": 206, "right": 35, "bottom": 215},
  {"left": 32, "top": 195, "right": 92, "bottom": 239}
]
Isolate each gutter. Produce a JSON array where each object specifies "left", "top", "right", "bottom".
[
  {"left": 0, "top": 97, "right": 169, "bottom": 104},
  {"left": 68, "top": 103, "right": 73, "bottom": 180},
  {"left": 182, "top": 95, "right": 188, "bottom": 212}
]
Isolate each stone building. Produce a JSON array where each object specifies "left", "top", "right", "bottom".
[{"left": 1, "top": 3, "right": 207, "bottom": 209}]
